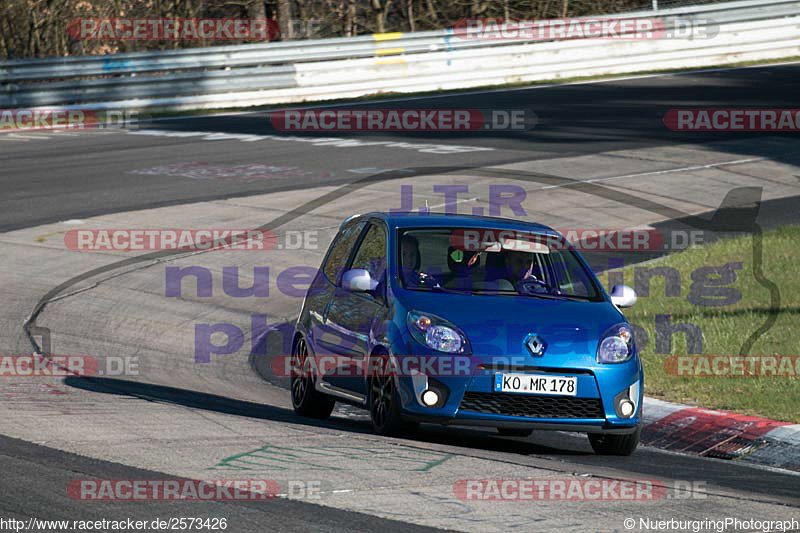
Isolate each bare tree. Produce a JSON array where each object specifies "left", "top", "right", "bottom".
[
  {"left": 370, "top": 0, "right": 392, "bottom": 33},
  {"left": 0, "top": 0, "right": 728, "bottom": 60},
  {"left": 405, "top": 0, "right": 415, "bottom": 32},
  {"left": 277, "top": 0, "right": 293, "bottom": 39},
  {"left": 345, "top": 0, "right": 357, "bottom": 36}
]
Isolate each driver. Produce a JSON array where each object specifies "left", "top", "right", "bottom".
[{"left": 504, "top": 251, "right": 546, "bottom": 293}]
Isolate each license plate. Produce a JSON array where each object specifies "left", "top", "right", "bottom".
[{"left": 494, "top": 373, "right": 577, "bottom": 396}]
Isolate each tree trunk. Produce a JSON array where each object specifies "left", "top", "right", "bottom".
[
  {"left": 345, "top": 0, "right": 357, "bottom": 36},
  {"left": 406, "top": 0, "right": 415, "bottom": 32},
  {"left": 249, "top": 1, "right": 266, "bottom": 19},
  {"left": 371, "top": 0, "right": 392, "bottom": 33},
  {"left": 425, "top": 0, "right": 439, "bottom": 25},
  {"left": 277, "top": 0, "right": 293, "bottom": 40},
  {"left": 296, "top": 0, "right": 309, "bottom": 37}
]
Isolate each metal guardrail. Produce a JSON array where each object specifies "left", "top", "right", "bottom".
[{"left": 1, "top": 0, "right": 798, "bottom": 110}]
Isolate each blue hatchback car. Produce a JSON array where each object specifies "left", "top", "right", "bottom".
[{"left": 291, "top": 212, "right": 643, "bottom": 455}]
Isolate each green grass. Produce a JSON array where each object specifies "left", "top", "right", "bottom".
[{"left": 596, "top": 225, "right": 800, "bottom": 423}]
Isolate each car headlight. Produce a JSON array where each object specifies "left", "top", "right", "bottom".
[
  {"left": 596, "top": 323, "right": 635, "bottom": 364},
  {"left": 407, "top": 311, "right": 470, "bottom": 354}
]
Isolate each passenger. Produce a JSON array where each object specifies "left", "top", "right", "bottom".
[
  {"left": 401, "top": 235, "right": 421, "bottom": 273},
  {"left": 400, "top": 235, "right": 425, "bottom": 286}
]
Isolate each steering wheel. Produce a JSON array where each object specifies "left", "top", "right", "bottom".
[{"left": 517, "top": 277, "right": 550, "bottom": 294}]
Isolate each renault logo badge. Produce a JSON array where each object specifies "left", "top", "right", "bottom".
[{"left": 525, "top": 334, "right": 545, "bottom": 356}]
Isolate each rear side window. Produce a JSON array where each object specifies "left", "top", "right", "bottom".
[{"left": 322, "top": 222, "right": 365, "bottom": 284}]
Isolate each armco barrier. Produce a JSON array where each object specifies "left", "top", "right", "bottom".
[{"left": 1, "top": 0, "right": 798, "bottom": 111}]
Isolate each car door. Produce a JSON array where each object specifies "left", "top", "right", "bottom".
[
  {"left": 307, "top": 220, "right": 366, "bottom": 357},
  {"left": 320, "top": 220, "right": 388, "bottom": 397}
]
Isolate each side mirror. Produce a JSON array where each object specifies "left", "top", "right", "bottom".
[
  {"left": 610, "top": 284, "right": 637, "bottom": 308},
  {"left": 341, "top": 268, "right": 378, "bottom": 292}
]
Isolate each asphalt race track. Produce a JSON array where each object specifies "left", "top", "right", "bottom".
[
  {"left": 1, "top": 64, "right": 799, "bottom": 531},
  {"left": 3, "top": 63, "right": 800, "bottom": 232}
]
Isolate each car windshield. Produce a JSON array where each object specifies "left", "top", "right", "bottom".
[{"left": 398, "top": 227, "right": 602, "bottom": 301}]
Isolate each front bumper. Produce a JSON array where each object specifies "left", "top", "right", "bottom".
[
  {"left": 394, "top": 355, "right": 643, "bottom": 433},
  {"left": 402, "top": 413, "right": 640, "bottom": 434}
]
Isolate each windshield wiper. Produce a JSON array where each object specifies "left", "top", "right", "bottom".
[
  {"left": 430, "top": 283, "right": 473, "bottom": 295},
  {"left": 403, "top": 275, "right": 473, "bottom": 294},
  {"left": 471, "top": 289, "right": 587, "bottom": 301},
  {"left": 526, "top": 293, "right": 587, "bottom": 301}
]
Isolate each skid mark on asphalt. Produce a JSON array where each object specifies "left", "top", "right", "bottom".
[
  {"left": 129, "top": 161, "right": 334, "bottom": 182},
  {"left": 0, "top": 382, "right": 68, "bottom": 398},
  {"left": 210, "top": 444, "right": 454, "bottom": 472}
]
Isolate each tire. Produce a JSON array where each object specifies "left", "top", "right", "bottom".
[
  {"left": 290, "top": 337, "right": 335, "bottom": 419},
  {"left": 368, "top": 354, "right": 416, "bottom": 436},
  {"left": 497, "top": 427, "right": 533, "bottom": 437},
  {"left": 588, "top": 426, "right": 641, "bottom": 456}
]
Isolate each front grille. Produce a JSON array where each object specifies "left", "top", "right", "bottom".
[{"left": 460, "top": 392, "right": 604, "bottom": 419}]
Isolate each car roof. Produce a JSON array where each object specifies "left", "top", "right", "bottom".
[{"left": 345, "top": 212, "right": 557, "bottom": 234}]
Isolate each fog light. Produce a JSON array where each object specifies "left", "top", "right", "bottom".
[
  {"left": 620, "top": 399, "right": 635, "bottom": 417},
  {"left": 421, "top": 389, "right": 439, "bottom": 407}
]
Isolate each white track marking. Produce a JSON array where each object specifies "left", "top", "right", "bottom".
[
  {"left": 1, "top": 133, "right": 51, "bottom": 140},
  {"left": 525, "top": 157, "right": 766, "bottom": 190}
]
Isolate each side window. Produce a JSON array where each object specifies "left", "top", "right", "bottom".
[
  {"left": 547, "top": 251, "right": 591, "bottom": 297},
  {"left": 351, "top": 223, "right": 387, "bottom": 282},
  {"left": 322, "top": 222, "right": 365, "bottom": 284}
]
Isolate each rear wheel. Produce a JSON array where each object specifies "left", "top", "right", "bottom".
[
  {"left": 497, "top": 427, "right": 533, "bottom": 437},
  {"left": 290, "top": 337, "right": 335, "bottom": 419},
  {"left": 588, "top": 426, "right": 641, "bottom": 456}
]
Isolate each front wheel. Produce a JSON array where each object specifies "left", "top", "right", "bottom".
[
  {"left": 290, "top": 337, "right": 335, "bottom": 419},
  {"left": 588, "top": 426, "right": 641, "bottom": 456},
  {"left": 368, "top": 354, "right": 417, "bottom": 436}
]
